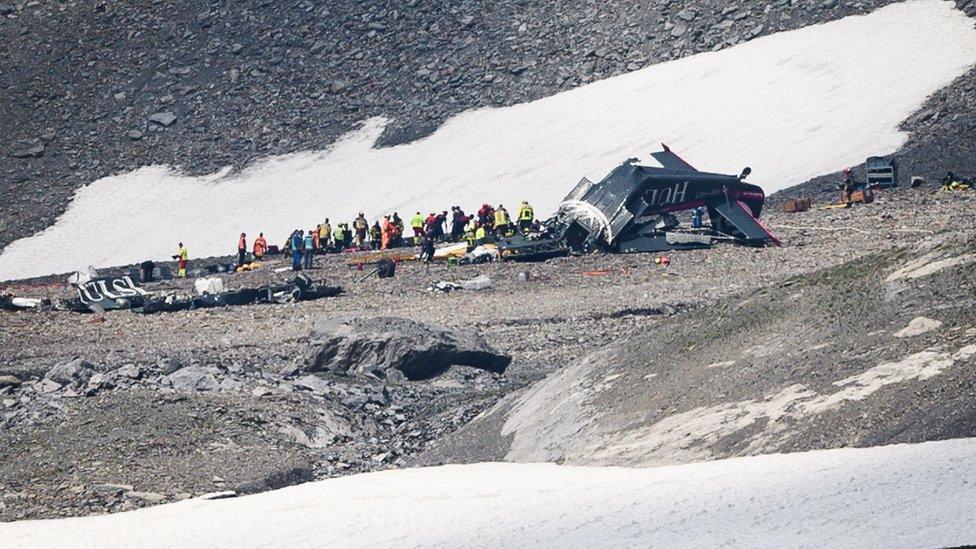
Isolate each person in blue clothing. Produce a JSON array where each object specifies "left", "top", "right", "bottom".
[
  {"left": 290, "top": 229, "right": 304, "bottom": 271},
  {"left": 303, "top": 228, "right": 315, "bottom": 269}
]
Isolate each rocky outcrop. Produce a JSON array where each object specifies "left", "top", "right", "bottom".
[
  {"left": 304, "top": 317, "right": 511, "bottom": 380},
  {"left": 44, "top": 358, "right": 94, "bottom": 389}
]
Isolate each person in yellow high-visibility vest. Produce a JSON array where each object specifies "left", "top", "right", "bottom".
[
  {"left": 493, "top": 204, "right": 510, "bottom": 237},
  {"left": 173, "top": 242, "right": 188, "bottom": 277},
  {"left": 410, "top": 212, "right": 425, "bottom": 245},
  {"left": 517, "top": 200, "right": 534, "bottom": 233},
  {"left": 474, "top": 223, "right": 487, "bottom": 245}
]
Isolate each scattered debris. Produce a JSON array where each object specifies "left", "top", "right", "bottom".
[{"left": 784, "top": 198, "right": 813, "bottom": 213}]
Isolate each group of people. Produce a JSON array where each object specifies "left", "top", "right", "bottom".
[
  {"left": 171, "top": 200, "right": 540, "bottom": 277},
  {"left": 296, "top": 201, "right": 539, "bottom": 256}
]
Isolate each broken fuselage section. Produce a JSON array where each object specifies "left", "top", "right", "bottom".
[{"left": 503, "top": 146, "right": 779, "bottom": 257}]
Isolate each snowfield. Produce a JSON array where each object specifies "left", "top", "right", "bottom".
[
  {"left": 3, "top": 438, "right": 976, "bottom": 548},
  {"left": 1, "top": 1, "right": 976, "bottom": 281}
]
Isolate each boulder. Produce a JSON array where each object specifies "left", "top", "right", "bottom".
[
  {"left": 45, "top": 359, "right": 95, "bottom": 388},
  {"left": 166, "top": 365, "right": 220, "bottom": 392},
  {"left": 304, "top": 317, "right": 511, "bottom": 380}
]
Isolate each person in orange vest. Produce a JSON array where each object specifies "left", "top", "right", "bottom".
[
  {"left": 237, "top": 233, "right": 247, "bottom": 267},
  {"left": 380, "top": 215, "right": 391, "bottom": 250},
  {"left": 253, "top": 232, "right": 268, "bottom": 259}
]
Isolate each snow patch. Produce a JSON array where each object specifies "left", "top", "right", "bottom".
[
  {"left": 893, "top": 316, "right": 944, "bottom": 338},
  {"left": 3, "top": 1, "right": 976, "bottom": 281},
  {"left": 4, "top": 439, "right": 976, "bottom": 548}
]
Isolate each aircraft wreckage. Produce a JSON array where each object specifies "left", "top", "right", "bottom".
[{"left": 497, "top": 146, "right": 779, "bottom": 260}]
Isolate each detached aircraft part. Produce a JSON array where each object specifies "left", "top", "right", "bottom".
[{"left": 498, "top": 145, "right": 779, "bottom": 258}]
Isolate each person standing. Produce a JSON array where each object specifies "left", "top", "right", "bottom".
[
  {"left": 237, "top": 232, "right": 247, "bottom": 267},
  {"left": 304, "top": 229, "right": 315, "bottom": 269},
  {"left": 318, "top": 219, "right": 332, "bottom": 252},
  {"left": 290, "top": 230, "right": 304, "bottom": 271},
  {"left": 451, "top": 207, "right": 467, "bottom": 242},
  {"left": 354, "top": 213, "right": 368, "bottom": 248},
  {"left": 842, "top": 177, "right": 855, "bottom": 206},
  {"left": 253, "top": 232, "right": 268, "bottom": 259},
  {"left": 369, "top": 221, "right": 382, "bottom": 250},
  {"left": 174, "top": 242, "right": 188, "bottom": 278},
  {"left": 333, "top": 224, "right": 345, "bottom": 251},
  {"left": 380, "top": 216, "right": 391, "bottom": 250},
  {"left": 493, "top": 204, "right": 510, "bottom": 236},
  {"left": 410, "top": 212, "right": 424, "bottom": 245},
  {"left": 517, "top": 201, "right": 534, "bottom": 233},
  {"left": 420, "top": 229, "right": 436, "bottom": 264},
  {"left": 434, "top": 211, "right": 447, "bottom": 242}
]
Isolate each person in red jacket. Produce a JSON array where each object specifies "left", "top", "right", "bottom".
[{"left": 252, "top": 233, "right": 268, "bottom": 259}]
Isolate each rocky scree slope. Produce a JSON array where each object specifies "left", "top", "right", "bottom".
[
  {"left": 420, "top": 230, "right": 976, "bottom": 466},
  {"left": 5, "top": 0, "right": 976, "bottom": 253}
]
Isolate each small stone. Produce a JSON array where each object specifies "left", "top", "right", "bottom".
[
  {"left": 91, "top": 483, "right": 134, "bottom": 495},
  {"left": 126, "top": 491, "right": 167, "bottom": 503},
  {"left": 148, "top": 112, "right": 178, "bottom": 127},
  {"left": 126, "top": 130, "right": 143, "bottom": 141},
  {"left": 11, "top": 144, "right": 45, "bottom": 158}
]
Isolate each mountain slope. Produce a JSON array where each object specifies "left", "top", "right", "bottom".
[
  {"left": 3, "top": 0, "right": 976, "bottom": 255},
  {"left": 3, "top": 0, "right": 976, "bottom": 281},
  {"left": 421, "top": 228, "right": 976, "bottom": 467}
]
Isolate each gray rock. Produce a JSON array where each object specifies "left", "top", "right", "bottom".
[
  {"left": 86, "top": 372, "right": 116, "bottom": 394},
  {"left": 126, "top": 491, "right": 167, "bottom": 503},
  {"left": 304, "top": 317, "right": 511, "bottom": 380},
  {"left": 148, "top": 112, "right": 178, "bottom": 127},
  {"left": 38, "top": 379, "right": 62, "bottom": 393},
  {"left": 126, "top": 130, "right": 144, "bottom": 140},
  {"left": 166, "top": 366, "right": 220, "bottom": 392},
  {"left": 11, "top": 144, "right": 45, "bottom": 158},
  {"left": 158, "top": 357, "right": 182, "bottom": 375},
  {"left": 45, "top": 359, "right": 94, "bottom": 387},
  {"left": 92, "top": 483, "right": 133, "bottom": 495},
  {"left": 118, "top": 364, "right": 143, "bottom": 380},
  {"left": 292, "top": 374, "right": 331, "bottom": 395}
]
